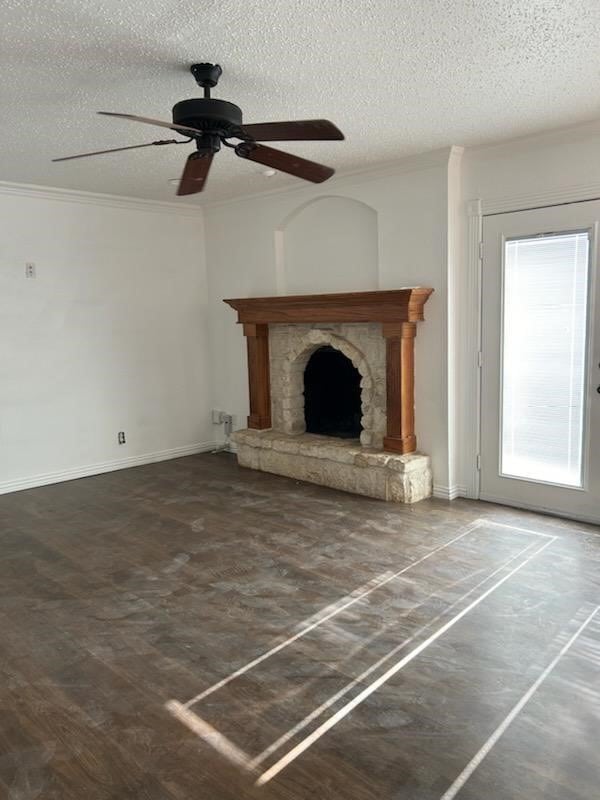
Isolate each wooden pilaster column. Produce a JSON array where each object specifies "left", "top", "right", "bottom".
[
  {"left": 243, "top": 323, "right": 272, "bottom": 429},
  {"left": 383, "top": 321, "right": 417, "bottom": 454}
]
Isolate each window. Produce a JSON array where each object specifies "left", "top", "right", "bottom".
[{"left": 501, "top": 231, "right": 589, "bottom": 487}]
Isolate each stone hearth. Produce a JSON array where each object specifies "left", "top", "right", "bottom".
[
  {"left": 225, "top": 289, "right": 434, "bottom": 503},
  {"left": 233, "top": 430, "right": 432, "bottom": 503}
]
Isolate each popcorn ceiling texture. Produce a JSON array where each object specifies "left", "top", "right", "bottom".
[{"left": 1, "top": 1, "right": 600, "bottom": 202}]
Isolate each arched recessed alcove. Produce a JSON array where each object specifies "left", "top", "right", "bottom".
[
  {"left": 304, "top": 345, "right": 362, "bottom": 439},
  {"left": 277, "top": 196, "right": 378, "bottom": 294}
]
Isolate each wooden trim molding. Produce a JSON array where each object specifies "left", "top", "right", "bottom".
[
  {"left": 224, "top": 288, "right": 433, "bottom": 325},
  {"left": 225, "top": 288, "right": 433, "bottom": 449},
  {"left": 382, "top": 322, "right": 417, "bottom": 454},
  {"left": 243, "top": 323, "right": 271, "bottom": 430}
]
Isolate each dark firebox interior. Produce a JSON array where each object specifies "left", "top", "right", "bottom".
[{"left": 303, "top": 346, "right": 362, "bottom": 439}]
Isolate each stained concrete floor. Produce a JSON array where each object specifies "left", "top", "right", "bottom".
[{"left": 0, "top": 452, "right": 599, "bottom": 800}]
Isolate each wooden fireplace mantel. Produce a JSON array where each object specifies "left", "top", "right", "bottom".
[
  {"left": 224, "top": 287, "right": 433, "bottom": 325},
  {"left": 223, "top": 288, "right": 434, "bottom": 454}
]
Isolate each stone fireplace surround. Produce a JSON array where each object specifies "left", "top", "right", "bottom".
[
  {"left": 225, "top": 289, "right": 434, "bottom": 503},
  {"left": 271, "top": 322, "right": 386, "bottom": 447}
]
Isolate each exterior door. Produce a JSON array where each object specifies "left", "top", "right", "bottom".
[{"left": 480, "top": 201, "right": 600, "bottom": 524}]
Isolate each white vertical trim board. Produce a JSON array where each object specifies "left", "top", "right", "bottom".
[{"left": 462, "top": 199, "right": 483, "bottom": 499}]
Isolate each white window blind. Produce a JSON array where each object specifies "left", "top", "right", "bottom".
[{"left": 501, "top": 231, "right": 589, "bottom": 487}]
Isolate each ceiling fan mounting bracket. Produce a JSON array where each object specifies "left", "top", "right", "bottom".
[{"left": 190, "top": 63, "right": 223, "bottom": 97}]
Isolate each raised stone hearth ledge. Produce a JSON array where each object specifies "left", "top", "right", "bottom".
[{"left": 232, "top": 430, "right": 433, "bottom": 503}]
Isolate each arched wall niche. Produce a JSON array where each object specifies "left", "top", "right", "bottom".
[{"left": 275, "top": 196, "right": 379, "bottom": 295}]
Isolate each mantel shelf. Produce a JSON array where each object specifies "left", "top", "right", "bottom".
[{"left": 223, "top": 287, "right": 433, "bottom": 325}]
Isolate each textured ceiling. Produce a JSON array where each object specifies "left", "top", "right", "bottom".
[{"left": 1, "top": 0, "right": 600, "bottom": 204}]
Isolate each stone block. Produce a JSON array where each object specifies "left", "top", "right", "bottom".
[{"left": 232, "top": 429, "right": 432, "bottom": 504}]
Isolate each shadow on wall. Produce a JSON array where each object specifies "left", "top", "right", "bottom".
[{"left": 275, "top": 196, "right": 378, "bottom": 295}]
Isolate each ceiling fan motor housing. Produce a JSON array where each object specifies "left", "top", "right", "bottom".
[{"left": 172, "top": 98, "right": 243, "bottom": 137}]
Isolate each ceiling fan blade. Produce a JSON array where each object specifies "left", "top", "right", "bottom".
[
  {"left": 235, "top": 143, "right": 334, "bottom": 183},
  {"left": 98, "top": 112, "right": 201, "bottom": 138},
  {"left": 177, "top": 152, "right": 214, "bottom": 195},
  {"left": 241, "top": 119, "right": 344, "bottom": 142},
  {"left": 52, "top": 139, "right": 180, "bottom": 162}
]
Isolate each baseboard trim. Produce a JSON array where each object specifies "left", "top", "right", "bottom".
[
  {"left": 0, "top": 442, "right": 218, "bottom": 495},
  {"left": 433, "top": 484, "right": 467, "bottom": 500}
]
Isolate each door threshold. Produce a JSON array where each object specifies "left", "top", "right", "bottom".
[{"left": 479, "top": 493, "right": 600, "bottom": 529}]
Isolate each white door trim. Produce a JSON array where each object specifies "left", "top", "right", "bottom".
[
  {"left": 481, "top": 182, "right": 600, "bottom": 216},
  {"left": 463, "top": 199, "right": 483, "bottom": 499},
  {"left": 464, "top": 182, "right": 600, "bottom": 507}
]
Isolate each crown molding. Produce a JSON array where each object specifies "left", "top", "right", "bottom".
[
  {"left": 203, "top": 146, "right": 460, "bottom": 211},
  {"left": 0, "top": 180, "right": 204, "bottom": 217},
  {"left": 469, "top": 116, "right": 600, "bottom": 159}
]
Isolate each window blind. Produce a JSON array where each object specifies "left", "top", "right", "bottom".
[{"left": 501, "top": 231, "right": 589, "bottom": 487}]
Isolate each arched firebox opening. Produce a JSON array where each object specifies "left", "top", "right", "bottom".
[{"left": 304, "top": 346, "right": 362, "bottom": 439}]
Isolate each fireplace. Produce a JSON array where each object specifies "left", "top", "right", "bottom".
[
  {"left": 224, "top": 289, "right": 434, "bottom": 503},
  {"left": 304, "top": 346, "right": 362, "bottom": 439}
]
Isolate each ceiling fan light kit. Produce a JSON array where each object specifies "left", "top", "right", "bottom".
[{"left": 53, "top": 63, "right": 344, "bottom": 196}]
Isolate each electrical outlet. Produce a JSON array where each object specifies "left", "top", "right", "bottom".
[
  {"left": 221, "top": 414, "right": 233, "bottom": 436},
  {"left": 212, "top": 410, "right": 234, "bottom": 434},
  {"left": 118, "top": 431, "right": 126, "bottom": 445},
  {"left": 25, "top": 262, "right": 36, "bottom": 279}
]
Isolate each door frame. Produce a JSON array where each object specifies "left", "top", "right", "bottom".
[{"left": 464, "top": 184, "right": 600, "bottom": 520}]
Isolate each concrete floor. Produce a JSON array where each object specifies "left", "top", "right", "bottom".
[{"left": 0, "top": 452, "right": 598, "bottom": 799}]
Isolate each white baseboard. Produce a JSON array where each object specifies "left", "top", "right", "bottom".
[
  {"left": 433, "top": 484, "right": 467, "bottom": 500},
  {"left": 0, "top": 441, "right": 218, "bottom": 495}
]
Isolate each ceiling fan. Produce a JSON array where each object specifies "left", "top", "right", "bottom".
[{"left": 53, "top": 63, "right": 344, "bottom": 196}]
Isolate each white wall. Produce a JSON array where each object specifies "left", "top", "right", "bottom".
[
  {"left": 0, "top": 186, "right": 212, "bottom": 492},
  {"left": 205, "top": 150, "right": 457, "bottom": 493}
]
